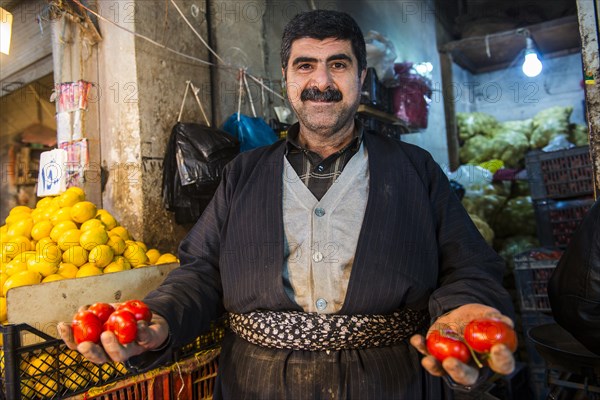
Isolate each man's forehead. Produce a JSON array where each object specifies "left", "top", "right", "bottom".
[{"left": 289, "top": 37, "right": 354, "bottom": 56}]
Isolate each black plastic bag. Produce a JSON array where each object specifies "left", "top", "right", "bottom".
[{"left": 163, "top": 122, "right": 239, "bottom": 224}]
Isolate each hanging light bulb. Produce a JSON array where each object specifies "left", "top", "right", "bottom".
[{"left": 522, "top": 37, "right": 543, "bottom": 77}]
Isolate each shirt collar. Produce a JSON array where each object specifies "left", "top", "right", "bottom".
[{"left": 285, "top": 119, "right": 364, "bottom": 155}]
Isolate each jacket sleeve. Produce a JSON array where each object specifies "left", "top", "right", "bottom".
[
  {"left": 548, "top": 199, "right": 600, "bottom": 355},
  {"left": 126, "top": 162, "right": 236, "bottom": 371},
  {"left": 424, "top": 155, "right": 514, "bottom": 320}
]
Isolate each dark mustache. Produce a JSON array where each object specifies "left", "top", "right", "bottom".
[{"left": 300, "top": 87, "right": 343, "bottom": 102}]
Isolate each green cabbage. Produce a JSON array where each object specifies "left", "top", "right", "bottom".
[
  {"left": 459, "top": 135, "right": 494, "bottom": 164},
  {"left": 568, "top": 123, "right": 589, "bottom": 146},
  {"left": 488, "top": 130, "right": 530, "bottom": 168},
  {"left": 530, "top": 106, "right": 573, "bottom": 148},
  {"left": 492, "top": 196, "right": 536, "bottom": 238},
  {"left": 462, "top": 183, "right": 508, "bottom": 223},
  {"left": 457, "top": 112, "right": 499, "bottom": 141},
  {"left": 499, "top": 119, "right": 534, "bottom": 139}
]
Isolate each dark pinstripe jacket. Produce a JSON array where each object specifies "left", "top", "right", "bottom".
[{"left": 139, "top": 128, "right": 513, "bottom": 399}]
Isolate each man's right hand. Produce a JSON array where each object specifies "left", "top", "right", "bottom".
[{"left": 58, "top": 313, "right": 170, "bottom": 364}]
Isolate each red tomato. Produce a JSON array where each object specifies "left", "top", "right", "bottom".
[
  {"left": 464, "top": 318, "right": 518, "bottom": 353},
  {"left": 72, "top": 310, "right": 103, "bottom": 344},
  {"left": 426, "top": 331, "right": 471, "bottom": 363},
  {"left": 105, "top": 309, "right": 138, "bottom": 344},
  {"left": 88, "top": 302, "right": 115, "bottom": 324},
  {"left": 117, "top": 300, "right": 152, "bottom": 323}
]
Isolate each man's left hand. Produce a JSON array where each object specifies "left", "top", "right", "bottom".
[{"left": 409, "top": 303, "right": 515, "bottom": 386}]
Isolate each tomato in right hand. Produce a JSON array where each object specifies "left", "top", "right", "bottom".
[
  {"left": 426, "top": 331, "right": 471, "bottom": 364},
  {"left": 104, "top": 309, "right": 138, "bottom": 344},
  {"left": 72, "top": 310, "right": 103, "bottom": 344},
  {"left": 117, "top": 299, "right": 152, "bottom": 323}
]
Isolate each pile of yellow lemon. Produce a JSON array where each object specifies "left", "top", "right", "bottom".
[
  {"left": 0, "top": 347, "right": 130, "bottom": 398},
  {"left": 0, "top": 187, "right": 178, "bottom": 324}
]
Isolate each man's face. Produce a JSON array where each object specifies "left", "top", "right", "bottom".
[{"left": 283, "top": 38, "right": 366, "bottom": 137}]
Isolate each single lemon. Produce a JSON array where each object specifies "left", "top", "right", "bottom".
[
  {"left": 59, "top": 350, "right": 81, "bottom": 368},
  {"left": 57, "top": 229, "right": 82, "bottom": 251},
  {"left": 9, "top": 206, "right": 32, "bottom": 215},
  {"left": 42, "top": 274, "right": 65, "bottom": 283},
  {"left": 4, "top": 212, "right": 31, "bottom": 226},
  {"left": 35, "top": 237, "right": 56, "bottom": 252},
  {"left": 109, "top": 226, "right": 130, "bottom": 241},
  {"left": 156, "top": 253, "right": 178, "bottom": 265},
  {"left": 103, "top": 262, "right": 125, "bottom": 274},
  {"left": 30, "top": 221, "right": 53, "bottom": 241},
  {"left": 62, "top": 368, "right": 89, "bottom": 391},
  {"left": 76, "top": 264, "right": 103, "bottom": 278},
  {"left": 3, "top": 270, "right": 42, "bottom": 296},
  {"left": 62, "top": 246, "right": 89, "bottom": 267},
  {"left": 27, "top": 353, "right": 56, "bottom": 376},
  {"left": 41, "top": 204, "right": 60, "bottom": 221},
  {"left": 80, "top": 219, "right": 105, "bottom": 231},
  {"left": 36, "top": 242, "right": 62, "bottom": 264},
  {"left": 80, "top": 227, "right": 109, "bottom": 250},
  {"left": 70, "top": 201, "right": 97, "bottom": 224},
  {"left": 106, "top": 235, "right": 126, "bottom": 255},
  {"left": 65, "top": 186, "right": 86, "bottom": 201},
  {"left": 34, "top": 376, "right": 58, "bottom": 398},
  {"left": 58, "top": 190, "right": 82, "bottom": 207},
  {"left": 135, "top": 241, "right": 148, "bottom": 252},
  {"left": 27, "top": 256, "right": 59, "bottom": 277},
  {"left": 50, "top": 207, "right": 74, "bottom": 225},
  {"left": 5, "top": 252, "right": 35, "bottom": 276},
  {"left": 57, "top": 262, "right": 79, "bottom": 278},
  {"left": 88, "top": 245, "right": 114, "bottom": 268},
  {"left": 123, "top": 243, "right": 149, "bottom": 267},
  {"left": 36, "top": 196, "right": 55, "bottom": 209},
  {"left": 2, "top": 236, "right": 32, "bottom": 258},
  {"left": 6, "top": 218, "right": 34, "bottom": 239},
  {"left": 30, "top": 208, "right": 49, "bottom": 224},
  {"left": 50, "top": 221, "right": 78, "bottom": 243},
  {"left": 113, "top": 256, "right": 131, "bottom": 270},
  {"left": 146, "top": 249, "right": 161, "bottom": 264},
  {"left": 96, "top": 209, "right": 118, "bottom": 230}
]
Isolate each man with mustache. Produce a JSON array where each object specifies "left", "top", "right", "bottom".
[{"left": 60, "top": 9, "right": 516, "bottom": 398}]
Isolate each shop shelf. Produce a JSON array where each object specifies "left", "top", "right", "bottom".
[
  {"left": 533, "top": 197, "right": 595, "bottom": 248},
  {"left": 525, "top": 146, "right": 593, "bottom": 200},
  {"left": 513, "top": 248, "right": 562, "bottom": 312},
  {"left": 0, "top": 318, "right": 225, "bottom": 399}
]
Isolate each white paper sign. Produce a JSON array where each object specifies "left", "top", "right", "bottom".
[{"left": 37, "top": 149, "right": 68, "bottom": 196}]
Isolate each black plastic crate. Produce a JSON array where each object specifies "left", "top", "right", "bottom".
[
  {"left": 525, "top": 146, "right": 593, "bottom": 200},
  {"left": 519, "top": 311, "right": 555, "bottom": 369},
  {"left": 533, "top": 197, "right": 595, "bottom": 248},
  {"left": 513, "top": 248, "right": 562, "bottom": 312},
  {"left": 1, "top": 319, "right": 226, "bottom": 399}
]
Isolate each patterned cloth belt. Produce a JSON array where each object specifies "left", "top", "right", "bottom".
[{"left": 229, "top": 309, "right": 429, "bottom": 351}]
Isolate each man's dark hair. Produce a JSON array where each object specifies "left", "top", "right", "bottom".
[{"left": 281, "top": 10, "right": 367, "bottom": 74}]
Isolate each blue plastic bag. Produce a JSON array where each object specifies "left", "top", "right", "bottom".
[{"left": 222, "top": 113, "right": 279, "bottom": 152}]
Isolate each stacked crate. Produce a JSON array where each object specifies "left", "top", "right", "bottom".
[
  {"left": 518, "top": 146, "right": 594, "bottom": 399},
  {"left": 525, "top": 145, "right": 595, "bottom": 248},
  {"left": 513, "top": 248, "right": 562, "bottom": 400}
]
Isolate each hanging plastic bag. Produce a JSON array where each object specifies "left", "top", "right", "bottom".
[
  {"left": 391, "top": 62, "right": 432, "bottom": 129},
  {"left": 222, "top": 113, "right": 278, "bottom": 152},
  {"left": 222, "top": 71, "right": 278, "bottom": 152},
  {"left": 163, "top": 81, "right": 239, "bottom": 224}
]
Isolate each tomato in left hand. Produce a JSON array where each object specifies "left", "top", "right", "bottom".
[
  {"left": 463, "top": 318, "right": 517, "bottom": 353},
  {"left": 104, "top": 309, "right": 138, "bottom": 344}
]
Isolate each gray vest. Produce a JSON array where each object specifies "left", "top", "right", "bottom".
[{"left": 282, "top": 143, "right": 369, "bottom": 313}]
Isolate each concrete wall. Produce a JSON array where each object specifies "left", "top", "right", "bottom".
[
  {"left": 94, "top": 0, "right": 212, "bottom": 252},
  {"left": 452, "top": 53, "right": 586, "bottom": 124}
]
